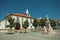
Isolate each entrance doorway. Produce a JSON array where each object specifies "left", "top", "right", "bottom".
[{"left": 15, "top": 22, "right": 20, "bottom": 30}]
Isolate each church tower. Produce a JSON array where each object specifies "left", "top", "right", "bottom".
[{"left": 25, "top": 9, "right": 30, "bottom": 17}]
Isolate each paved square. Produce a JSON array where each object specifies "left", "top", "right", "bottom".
[{"left": 0, "top": 29, "right": 60, "bottom": 40}]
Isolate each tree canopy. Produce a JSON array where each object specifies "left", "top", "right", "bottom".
[
  {"left": 40, "top": 19, "right": 46, "bottom": 27},
  {"left": 33, "top": 18, "right": 38, "bottom": 27},
  {"left": 7, "top": 16, "right": 15, "bottom": 28},
  {"left": 23, "top": 19, "right": 29, "bottom": 29},
  {"left": 50, "top": 20, "right": 56, "bottom": 27}
]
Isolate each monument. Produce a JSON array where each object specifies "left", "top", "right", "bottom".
[{"left": 45, "top": 15, "right": 56, "bottom": 34}]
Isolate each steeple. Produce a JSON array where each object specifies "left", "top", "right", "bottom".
[
  {"left": 26, "top": 9, "right": 29, "bottom": 13},
  {"left": 25, "top": 9, "right": 30, "bottom": 17}
]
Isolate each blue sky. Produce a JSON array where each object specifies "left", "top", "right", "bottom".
[{"left": 0, "top": 0, "right": 60, "bottom": 21}]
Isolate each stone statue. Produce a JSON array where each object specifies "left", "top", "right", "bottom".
[{"left": 45, "top": 15, "right": 56, "bottom": 34}]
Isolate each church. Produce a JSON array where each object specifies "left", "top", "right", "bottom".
[{"left": 0, "top": 9, "right": 34, "bottom": 30}]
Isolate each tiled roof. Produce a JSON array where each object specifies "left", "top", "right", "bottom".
[
  {"left": 10, "top": 13, "right": 30, "bottom": 18},
  {"left": 0, "top": 13, "right": 32, "bottom": 22}
]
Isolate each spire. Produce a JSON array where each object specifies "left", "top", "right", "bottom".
[
  {"left": 26, "top": 9, "right": 29, "bottom": 14},
  {"left": 25, "top": 9, "right": 30, "bottom": 17}
]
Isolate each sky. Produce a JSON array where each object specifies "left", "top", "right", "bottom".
[{"left": 0, "top": 0, "right": 60, "bottom": 21}]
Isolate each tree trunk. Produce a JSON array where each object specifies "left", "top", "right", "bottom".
[
  {"left": 25, "top": 28, "right": 26, "bottom": 33},
  {"left": 10, "top": 28, "right": 12, "bottom": 33}
]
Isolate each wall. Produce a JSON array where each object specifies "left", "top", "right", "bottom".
[
  {"left": 0, "top": 20, "right": 5, "bottom": 29},
  {"left": 0, "top": 15, "right": 35, "bottom": 30}
]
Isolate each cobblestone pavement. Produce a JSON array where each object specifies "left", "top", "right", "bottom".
[{"left": 0, "top": 29, "right": 60, "bottom": 40}]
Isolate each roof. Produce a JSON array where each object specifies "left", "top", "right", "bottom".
[
  {"left": 0, "top": 13, "right": 35, "bottom": 22},
  {"left": 7, "top": 13, "right": 31, "bottom": 18}
]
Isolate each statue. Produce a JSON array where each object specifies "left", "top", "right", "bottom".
[{"left": 45, "top": 15, "right": 56, "bottom": 34}]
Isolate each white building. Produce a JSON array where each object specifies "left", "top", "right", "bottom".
[{"left": 0, "top": 9, "right": 34, "bottom": 30}]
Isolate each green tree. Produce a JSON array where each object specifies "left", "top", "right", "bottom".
[
  {"left": 33, "top": 18, "right": 38, "bottom": 31},
  {"left": 36, "top": 19, "right": 41, "bottom": 31},
  {"left": 50, "top": 20, "right": 56, "bottom": 28},
  {"left": 6, "top": 16, "right": 15, "bottom": 33},
  {"left": 40, "top": 19, "right": 46, "bottom": 28},
  {"left": 37, "top": 19, "right": 41, "bottom": 26},
  {"left": 23, "top": 19, "right": 29, "bottom": 33}
]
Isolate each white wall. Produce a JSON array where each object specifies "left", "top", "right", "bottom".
[
  {"left": 31, "top": 19, "right": 34, "bottom": 29},
  {"left": 0, "top": 15, "right": 35, "bottom": 29},
  {"left": 28, "top": 18, "right": 31, "bottom": 29},
  {"left": 23, "top": 17, "right": 26, "bottom": 22},
  {"left": 12, "top": 16, "right": 17, "bottom": 22},
  {"left": 19, "top": 17, "right": 22, "bottom": 29},
  {"left": 6, "top": 20, "right": 10, "bottom": 26},
  {"left": 0, "top": 20, "right": 5, "bottom": 29}
]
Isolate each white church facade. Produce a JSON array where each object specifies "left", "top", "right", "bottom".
[{"left": 0, "top": 9, "right": 35, "bottom": 30}]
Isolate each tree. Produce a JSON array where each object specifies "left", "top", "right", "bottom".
[
  {"left": 38, "top": 19, "right": 46, "bottom": 31},
  {"left": 40, "top": 19, "right": 46, "bottom": 28},
  {"left": 33, "top": 18, "right": 38, "bottom": 31},
  {"left": 37, "top": 19, "right": 41, "bottom": 26},
  {"left": 23, "top": 19, "right": 29, "bottom": 33},
  {"left": 36, "top": 19, "right": 41, "bottom": 31},
  {"left": 50, "top": 20, "right": 56, "bottom": 28},
  {"left": 6, "top": 16, "right": 15, "bottom": 33}
]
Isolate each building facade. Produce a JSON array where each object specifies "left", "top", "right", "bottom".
[{"left": 0, "top": 9, "right": 34, "bottom": 30}]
